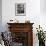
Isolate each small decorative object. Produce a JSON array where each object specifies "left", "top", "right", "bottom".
[
  {"left": 14, "top": 19, "right": 19, "bottom": 23},
  {"left": 36, "top": 25, "right": 45, "bottom": 46},
  {"left": 9, "top": 19, "right": 19, "bottom": 23},
  {"left": 10, "top": 20, "right": 13, "bottom": 21},
  {"left": 15, "top": 3, "right": 26, "bottom": 16},
  {"left": 25, "top": 20, "right": 30, "bottom": 23},
  {"left": 9, "top": 19, "right": 14, "bottom": 23}
]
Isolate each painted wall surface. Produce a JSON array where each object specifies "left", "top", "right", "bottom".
[
  {"left": 2, "top": 0, "right": 40, "bottom": 31},
  {"left": 40, "top": 0, "right": 46, "bottom": 14},
  {"left": 2, "top": 0, "right": 46, "bottom": 46},
  {"left": 0, "top": 0, "right": 2, "bottom": 32}
]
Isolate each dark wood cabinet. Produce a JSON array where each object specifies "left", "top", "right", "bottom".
[{"left": 7, "top": 23, "right": 34, "bottom": 46}]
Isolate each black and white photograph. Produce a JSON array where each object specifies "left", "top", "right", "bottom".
[{"left": 15, "top": 3, "right": 26, "bottom": 16}]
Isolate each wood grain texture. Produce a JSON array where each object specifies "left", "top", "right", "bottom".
[{"left": 7, "top": 23, "right": 34, "bottom": 46}]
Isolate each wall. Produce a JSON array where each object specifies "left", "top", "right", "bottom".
[
  {"left": 40, "top": 0, "right": 46, "bottom": 13},
  {"left": 0, "top": 0, "right": 2, "bottom": 32},
  {"left": 2, "top": 0, "right": 40, "bottom": 30},
  {"left": 2, "top": 0, "right": 46, "bottom": 46},
  {"left": 40, "top": 0, "right": 46, "bottom": 31}
]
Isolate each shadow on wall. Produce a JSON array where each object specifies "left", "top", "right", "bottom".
[
  {"left": 40, "top": 0, "right": 46, "bottom": 14},
  {"left": 0, "top": 0, "right": 2, "bottom": 32}
]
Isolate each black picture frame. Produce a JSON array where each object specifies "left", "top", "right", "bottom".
[{"left": 15, "top": 3, "right": 26, "bottom": 16}]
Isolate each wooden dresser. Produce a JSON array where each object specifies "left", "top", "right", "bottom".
[{"left": 7, "top": 23, "right": 34, "bottom": 46}]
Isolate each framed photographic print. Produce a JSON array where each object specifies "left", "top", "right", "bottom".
[{"left": 15, "top": 3, "right": 26, "bottom": 16}]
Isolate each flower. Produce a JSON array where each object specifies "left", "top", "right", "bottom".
[{"left": 36, "top": 25, "right": 45, "bottom": 41}]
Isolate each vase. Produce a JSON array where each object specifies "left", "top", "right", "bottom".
[{"left": 39, "top": 40, "right": 45, "bottom": 46}]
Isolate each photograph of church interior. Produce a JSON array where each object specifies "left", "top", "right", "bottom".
[{"left": 0, "top": 0, "right": 46, "bottom": 46}]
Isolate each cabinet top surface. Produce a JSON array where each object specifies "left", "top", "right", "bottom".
[{"left": 7, "top": 23, "right": 34, "bottom": 25}]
